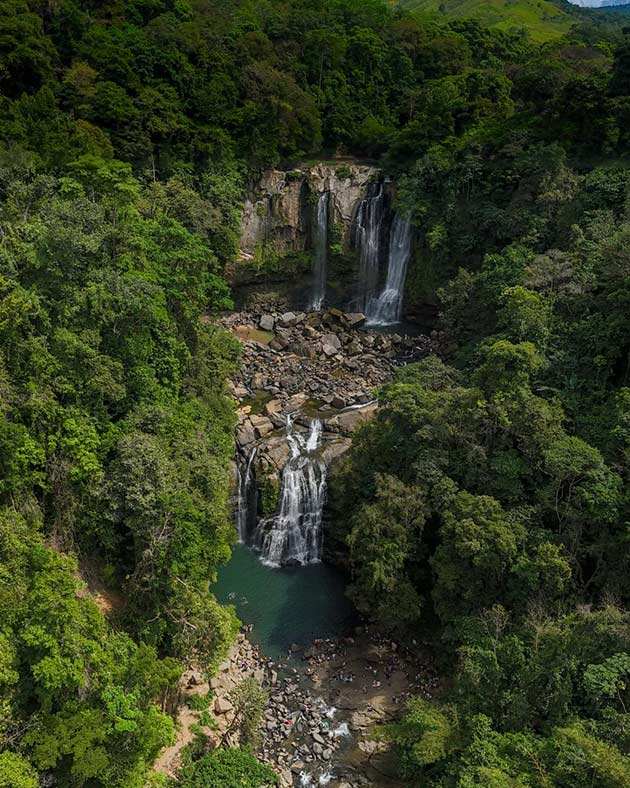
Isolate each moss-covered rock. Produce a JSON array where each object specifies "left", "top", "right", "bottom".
[{"left": 258, "top": 475, "right": 281, "bottom": 516}]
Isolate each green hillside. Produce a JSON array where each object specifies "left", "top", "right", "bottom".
[{"left": 401, "top": 0, "right": 575, "bottom": 41}]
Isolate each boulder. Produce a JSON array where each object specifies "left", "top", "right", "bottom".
[
  {"left": 187, "top": 669, "right": 204, "bottom": 686},
  {"left": 251, "top": 372, "right": 267, "bottom": 389},
  {"left": 290, "top": 342, "right": 317, "bottom": 359},
  {"left": 279, "top": 311, "right": 297, "bottom": 326},
  {"left": 344, "top": 312, "right": 366, "bottom": 327},
  {"left": 350, "top": 711, "right": 372, "bottom": 731},
  {"left": 232, "top": 383, "right": 250, "bottom": 399},
  {"left": 236, "top": 422, "right": 256, "bottom": 446},
  {"left": 321, "top": 438, "right": 352, "bottom": 465},
  {"left": 259, "top": 314, "right": 275, "bottom": 331},
  {"left": 264, "top": 399, "right": 283, "bottom": 416},
  {"left": 262, "top": 436, "right": 291, "bottom": 469},
  {"left": 251, "top": 415, "right": 274, "bottom": 438},
  {"left": 254, "top": 420, "right": 273, "bottom": 439},
  {"left": 214, "top": 697, "right": 233, "bottom": 715},
  {"left": 321, "top": 343, "right": 338, "bottom": 358},
  {"left": 358, "top": 739, "right": 379, "bottom": 755},
  {"left": 321, "top": 333, "right": 341, "bottom": 350},
  {"left": 334, "top": 402, "right": 378, "bottom": 434},
  {"left": 286, "top": 392, "right": 307, "bottom": 411},
  {"left": 277, "top": 767, "right": 293, "bottom": 788}
]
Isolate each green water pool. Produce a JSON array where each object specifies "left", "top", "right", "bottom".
[{"left": 213, "top": 544, "right": 357, "bottom": 659}]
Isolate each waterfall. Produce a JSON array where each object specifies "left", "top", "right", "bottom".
[
  {"left": 254, "top": 417, "right": 326, "bottom": 567},
  {"left": 236, "top": 447, "right": 257, "bottom": 543},
  {"left": 365, "top": 213, "right": 413, "bottom": 326},
  {"left": 353, "top": 183, "right": 385, "bottom": 313},
  {"left": 309, "top": 192, "right": 329, "bottom": 310}
]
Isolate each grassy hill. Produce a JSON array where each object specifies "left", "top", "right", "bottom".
[{"left": 400, "top": 0, "right": 576, "bottom": 42}]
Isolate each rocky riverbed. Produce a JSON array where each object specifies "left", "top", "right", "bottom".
[
  {"left": 224, "top": 306, "right": 434, "bottom": 509},
  {"left": 157, "top": 625, "right": 439, "bottom": 787},
  {"left": 223, "top": 306, "right": 433, "bottom": 418}
]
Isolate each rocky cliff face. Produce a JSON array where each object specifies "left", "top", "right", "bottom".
[{"left": 239, "top": 163, "right": 378, "bottom": 259}]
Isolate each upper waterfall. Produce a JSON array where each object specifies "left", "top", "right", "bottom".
[
  {"left": 365, "top": 213, "right": 413, "bottom": 326},
  {"left": 309, "top": 191, "right": 329, "bottom": 310},
  {"left": 353, "top": 183, "right": 385, "bottom": 314}
]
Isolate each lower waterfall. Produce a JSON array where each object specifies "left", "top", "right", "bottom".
[
  {"left": 236, "top": 447, "right": 257, "bottom": 543},
  {"left": 365, "top": 213, "right": 412, "bottom": 326},
  {"left": 254, "top": 417, "right": 326, "bottom": 567},
  {"left": 309, "top": 191, "right": 329, "bottom": 310}
]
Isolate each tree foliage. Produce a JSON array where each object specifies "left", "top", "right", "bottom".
[{"left": 4, "top": 0, "right": 630, "bottom": 785}]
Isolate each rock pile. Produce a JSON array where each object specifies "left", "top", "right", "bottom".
[
  {"left": 226, "top": 306, "right": 433, "bottom": 540},
  {"left": 223, "top": 307, "right": 432, "bottom": 423},
  {"left": 206, "top": 630, "right": 378, "bottom": 787},
  {"left": 207, "top": 626, "right": 440, "bottom": 787}
]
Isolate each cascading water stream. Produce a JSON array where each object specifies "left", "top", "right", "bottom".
[
  {"left": 254, "top": 417, "right": 326, "bottom": 567},
  {"left": 353, "top": 183, "right": 385, "bottom": 313},
  {"left": 365, "top": 213, "right": 413, "bottom": 326},
  {"left": 236, "top": 447, "right": 257, "bottom": 543},
  {"left": 309, "top": 191, "right": 329, "bottom": 310}
]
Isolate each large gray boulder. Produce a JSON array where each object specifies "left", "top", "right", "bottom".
[
  {"left": 214, "top": 697, "right": 233, "bottom": 715},
  {"left": 259, "top": 314, "right": 275, "bottom": 331},
  {"left": 321, "top": 333, "right": 341, "bottom": 350},
  {"left": 236, "top": 422, "right": 256, "bottom": 446}
]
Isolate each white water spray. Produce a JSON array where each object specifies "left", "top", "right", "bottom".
[
  {"left": 309, "top": 192, "right": 329, "bottom": 310},
  {"left": 353, "top": 183, "right": 385, "bottom": 313},
  {"left": 333, "top": 722, "right": 350, "bottom": 738},
  {"left": 236, "top": 447, "right": 257, "bottom": 542},
  {"left": 366, "top": 213, "right": 413, "bottom": 326},
  {"left": 254, "top": 417, "right": 326, "bottom": 566}
]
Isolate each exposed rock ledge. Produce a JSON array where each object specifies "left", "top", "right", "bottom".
[{"left": 238, "top": 163, "right": 378, "bottom": 260}]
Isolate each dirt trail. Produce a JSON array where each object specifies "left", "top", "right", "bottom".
[{"left": 153, "top": 684, "right": 204, "bottom": 777}]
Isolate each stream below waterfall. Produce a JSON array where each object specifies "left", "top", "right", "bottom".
[
  {"left": 213, "top": 546, "right": 416, "bottom": 788},
  {"left": 211, "top": 301, "right": 436, "bottom": 786}
]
